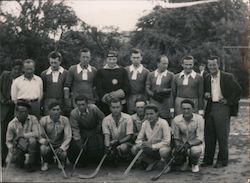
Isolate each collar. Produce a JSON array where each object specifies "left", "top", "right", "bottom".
[
  {"left": 211, "top": 70, "right": 220, "bottom": 79},
  {"left": 46, "top": 66, "right": 64, "bottom": 75},
  {"left": 179, "top": 70, "right": 196, "bottom": 79},
  {"left": 47, "top": 115, "right": 62, "bottom": 123},
  {"left": 129, "top": 64, "right": 143, "bottom": 73},
  {"left": 103, "top": 64, "right": 119, "bottom": 69},
  {"left": 22, "top": 75, "right": 36, "bottom": 81},
  {"left": 14, "top": 115, "right": 31, "bottom": 124},
  {"left": 77, "top": 64, "right": 92, "bottom": 74},
  {"left": 181, "top": 114, "right": 195, "bottom": 123},
  {"left": 154, "top": 69, "right": 168, "bottom": 77},
  {"left": 78, "top": 107, "right": 89, "bottom": 116}
]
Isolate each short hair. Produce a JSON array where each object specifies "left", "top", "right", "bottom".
[
  {"left": 48, "top": 101, "right": 61, "bottom": 110},
  {"left": 23, "top": 59, "right": 35, "bottom": 66},
  {"left": 16, "top": 101, "right": 31, "bottom": 110},
  {"left": 12, "top": 59, "right": 23, "bottom": 68},
  {"left": 109, "top": 98, "right": 122, "bottom": 106},
  {"left": 181, "top": 99, "right": 194, "bottom": 108},
  {"left": 134, "top": 97, "right": 146, "bottom": 106},
  {"left": 207, "top": 55, "right": 220, "bottom": 64},
  {"left": 182, "top": 55, "right": 194, "bottom": 63},
  {"left": 80, "top": 48, "right": 90, "bottom": 53},
  {"left": 131, "top": 48, "right": 142, "bottom": 56},
  {"left": 199, "top": 63, "right": 206, "bottom": 67},
  {"left": 106, "top": 50, "right": 118, "bottom": 58},
  {"left": 75, "top": 95, "right": 88, "bottom": 103},
  {"left": 144, "top": 103, "right": 159, "bottom": 113},
  {"left": 157, "top": 55, "right": 169, "bottom": 63},
  {"left": 48, "top": 51, "right": 62, "bottom": 62}
]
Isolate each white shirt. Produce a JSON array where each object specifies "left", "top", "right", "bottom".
[
  {"left": 154, "top": 70, "right": 168, "bottom": 85},
  {"left": 77, "top": 64, "right": 92, "bottom": 80},
  {"left": 179, "top": 70, "right": 196, "bottom": 85},
  {"left": 211, "top": 71, "right": 223, "bottom": 102},
  {"left": 11, "top": 75, "right": 43, "bottom": 102},
  {"left": 46, "top": 66, "right": 64, "bottom": 83},
  {"left": 129, "top": 64, "right": 143, "bottom": 80}
]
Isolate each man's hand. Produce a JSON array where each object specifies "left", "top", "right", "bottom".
[
  {"left": 142, "top": 141, "right": 152, "bottom": 149},
  {"left": 102, "top": 93, "right": 112, "bottom": 103},
  {"left": 219, "top": 98, "right": 227, "bottom": 105},
  {"left": 105, "top": 146, "right": 111, "bottom": 155},
  {"left": 204, "top": 92, "right": 211, "bottom": 99},
  {"left": 39, "top": 138, "right": 50, "bottom": 146},
  {"left": 176, "top": 142, "right": 190, "bottom": 154},
  {"left": 9, "top": 147, "right": 15, "bottom": 154},
  {"left": 16, "top": 129, "right": 24, "bottom": 139},
  {"left": 110, "top": 140, "right": 121, "bottom": 149},
  {"left": 55, "top": 148, "right": 64, "bottom": 155},
  {"left": 75, "top": 140, "right": 83, "bottom": 149}
]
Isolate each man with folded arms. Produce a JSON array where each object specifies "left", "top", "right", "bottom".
[{"left": 39, "top": 102, "right": 72, "bottom": 171}]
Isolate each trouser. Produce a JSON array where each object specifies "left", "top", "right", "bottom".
[
  {"left": 1, "top": 103, "right": 15, "bottom": 165},
  {"left": 203, "top": 103, "right": 230, "bottom": 164},
  {"left": 7, "top": 137, "right": 39, "bottom": 167},
  {"left": 106, "top": 142, "right": 133, "bottom": 163},
  {"left": 40, "top": 144, "right": 67, "bottom": 164}
]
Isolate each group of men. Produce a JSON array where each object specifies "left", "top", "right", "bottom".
[{"left": 0, "top": 48, "right": 242, "bottom": 175}]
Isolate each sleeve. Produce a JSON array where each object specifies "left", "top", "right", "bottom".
[
  {"left": 170, "top": 75, "right": 177, "bottom": 110},
  {"left": 60, "top": 117, "right": 72, "bottom": 151},
  {"left": 196, "top": 116, "right": 204, "bottom": 142},
  {"left": 197, "top": 75, "right": 204, "bottom": 112},
  {"left": 102, "top": 118, "right": 110, "bottom": 135},
  {"left": 126, "top": 116, "right": 134, "bottom": 135},
  {"left": 69, "top": 111, "right": 81, "bottom": 141},
  {"left": 94, "top": 105, "right": 105, "bottom": 133},
  {"left": 152, "top": 122, "right": 171, "bottom": 150},
  {"left": 40, "top": 71, "right": 46, "bottom": 93},
  {"left": 145, "top": 73, "right": 153, "bottom": 96},
  {"left": 0, "top": 72, "right": 6, "bottom": 102},
  {"left": 38, "top": 77, "right": 43, "bottom": 101},
  {"left": 135, "top": 123, "right": 145, "bottom": 146},
  {"left": 64, "top": 67, "right": 74, "bottom": 90},
  {"left": 6, "top": 123, "right": 15, "bottom": 149},
  {"left": 11, "top": 79, "right": 18, "bottom": 103},
  {"left": 122, "top": 68, "right": 131, "bottom": 96},
  {"left": 227, "top": 74, "right": 242, "bottom": 105},
  {"left": 24, "top": 116, "right": 40, "bottom": 138},
  {"left": 172, "top": 118, "right": 182, "bottom": 146},
  {"left": 94, "top": 70, "right": 106, "bottom": 99}
]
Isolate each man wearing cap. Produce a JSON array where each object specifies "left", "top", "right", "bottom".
[
  {"left": 171, "top": 55, "right": 204, "bottom": 116},
  {"left": 67, "top": 95, "right": 105, "bottom": 165},
  {"left": 95, "top": 50, "right": 130, "bottom": 115},
  {"left": 125, "top": 48, "right": 149, "bottom": 114},
  {"left": 172, "top": 99, "right": 204, "bottom": 173},
  {"left": 11, "top": 59, "right": 43, "bottom": 118},
  {"left": 64, "top": 48, "right": 97, "bottom": 107},
  {"left": 41, "top": 51, "right": 68, "bottom": 116},
  {"left": 39, "top": 101, "right": 72, "bottom": 171},
  {"left": 5, "top": 102, "right": 40, "bottom": 172}
]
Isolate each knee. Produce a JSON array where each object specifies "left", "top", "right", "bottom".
[
  {"left": 40, "top": 145, "right": 50, "bottom": 155},
  {"left": 57, "top": 150, "right": 67, "bottom": 160},
  {"left": 118, "top": 143, "right": 129, "bottom": 154},
  {"left": 190, "top": 146, "right": 202, "bottom": 158},
  {"left": 28, "top": 137, "right": 37, "bottom": 146},
  {"left": 159, "top": 146, "right": 171, "bottom": 158},
  {"left": 131, "top": 144, "right": 140, "bottom": 155}
]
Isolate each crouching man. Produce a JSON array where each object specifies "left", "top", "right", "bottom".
[
  {"left": 39, "top": 102, "right": 72, "bottom": 171},
  {"left": 131, "top": 104, "right": 171, "bottom": 171},
  {"left": 172, "top": 99, "right": 204, "bottom": 173},
  {"left": 102, "top": 98, "right": 134, "bottom": 165},
  {"left": 5, "top": 102, "right": 40, "bottom": 172}
]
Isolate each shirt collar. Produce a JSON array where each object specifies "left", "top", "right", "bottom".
[
  {"left": 211, "top": 70, "right": 220, "bottom": 79},
  {"left": 78, "top": 107, "right": 89, "bottom": 116},
  {"left": 129, "top": 64, "right": 143, "bottom": 73},
  {"left": 179, "top": 70, "right": 196, "bottom": 79},
  {"left": 154, "top": 69, "right": 168, "bottom": 77},
  {"left": 77, "top": 64, "right": 92, "bottom": 74},
  {"left": 48, "top": 115, "right": 62, "bottom": 123},
  {"left": 103, "top": 64, "right": 119, "bottom": 69},
  {"left": 14, "top": 115, "right": 31, "bottom": 124},
  {"left": 181, "top": 114, "right": 195, "bottom": 123},
  {"left": 46, "top": 66, "right": 64, "bottom": 75},
  {"left": 22, "top": 75, "right": 36, "bottom": 81}
]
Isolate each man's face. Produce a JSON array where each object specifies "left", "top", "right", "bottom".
[
  {"left": 135, "top": 101, "right": 145, "bottom": 116},
  {"left": 157, "top": 57, "right": 169, "bottom": 72},
  {"left": 49, "top": 57, "right": 61, "bottom": 71},
  {"left": 110, "top": 102, "right": 122, "bottom": 116},
  {"left": 199, "top": 65, "right": 205, "bottom": 72},
  {"left": 12, "top": 65, "right": 22, "bottom": 78},
  {"left": 76, "top": 100, "right": 88, "bottom": 113},
  {"left": 131, "top": 53, "right": 142, "bottom": 67},
  {"left": 145, "top": 109, "right": 158, "bottom": 123},
  {"left": 23, "top": 62, "right": 35, "bottom": 75},
  {"left": 207, "top": 59, "right": 219, "bottom": 75},
  {"left": 80, "top": 51, "right": 91, "bottom": 67},
  {"left": 17, "top": 106, "right": 29, "bottom": 123},
  {"left": 181, "top": 103, "right": 193, "bottom": 119},
  {"left": 49, "top": 105, "right": 61, "bottom": 121},
  {"left": 182, "top": 59, "right": 194, "bottom": 74},
  {"left": 106, "top": 57, "right": 117, "bottom": 68}
]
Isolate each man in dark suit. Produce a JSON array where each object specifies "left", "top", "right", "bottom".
[{"left": 202, "top": 56, "right": 242, "bottom": 168}]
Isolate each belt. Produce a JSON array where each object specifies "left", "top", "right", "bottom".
[{"left": 18, "top": 98, "right": 38, "bottom": 102}]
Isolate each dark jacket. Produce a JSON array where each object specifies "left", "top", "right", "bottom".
[{"left": 204, "top": 71, "right": 242, "bottom": 116}]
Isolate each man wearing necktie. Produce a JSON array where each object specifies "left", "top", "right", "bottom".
[
  {"left": 125, "top": 48, "right": 149, "bottom": 114},
  {"left": 64, "top": 48, "right": 97, "bottom": 108},
  {"left": 146, "top": 55, "right": 174, "bottom": 125}
]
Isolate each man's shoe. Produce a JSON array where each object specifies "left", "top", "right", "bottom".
[
  {"left": 41, "top": 162, "right": 48, "bottom": 171},
  {"left": 200, "top": 162, "right": 213, "bottom": 167},
  {"left": 57, "top": 162, "right": 65, "bottom": 170},
  {"left": 180, "top": 160, "right": 189, "bottom": 171},
  {"left": 213, "top": 162, "right": 227, "bottom": 168},
  {"left": 191, "top": 164, "right": 199, "bottom": 173}
]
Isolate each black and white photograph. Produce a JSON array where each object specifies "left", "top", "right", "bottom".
[{"left": 0, "top": 0, "right": 249, "bottom": 182}]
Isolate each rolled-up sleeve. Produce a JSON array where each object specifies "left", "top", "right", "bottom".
[
  {"left": 102, "top": 118, "right": 110, "bottom": 135},
  {"left": 11, "top": 79, "right": 18, "bottom": 103},
  {"left": 126, "top": 116, "right": 134, "bottom": 135},
  {"left": 6, "top": 123, "right": 15, "bottom": 149},
  {"left": 196, "top": 116, "right": 204, "bottom": 142},
  {"left": 24, "top": 116, "right": 40, "bottom": 138},
  {"left": 152, "top": 122, "right": 171, "bottom": 150},
  {"left": 135, "top": 123, "right": 145, "bottom": 146},
  {"left": 70, "top": 111, "right": 81, "bottom": 141},
  {"left": 60, "top": 117, "right": 72, "bottom": 151}
]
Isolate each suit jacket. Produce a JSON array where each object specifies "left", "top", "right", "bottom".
[{"left": 204, "top": 71, "right": 242, "bottom": 116}]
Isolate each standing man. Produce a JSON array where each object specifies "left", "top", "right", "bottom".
[
  {"left": 102, "top": 98, "right": 133, "bottom": 164},
  {"left": 41, "top": 51, "right": 68, "bottom": 115},
  {"left": 0, "top": 59, "right": 23, "bottom": 166},
  {"left": 125, "top": 48, "right": 149, "bottom": 114},
  {"left": 39, "top": 102, "right": 72, "bottom": 171},
  {"left": 11, "top": 59, "right": 43, "bottom": 118},
  {"left": 131, "top": 104, "right": 171, "bottom": 171},
  {"left": 171, "top": 55, "right": 204, "bottom": 116},
  {"left": 202, "top": 56, "right": 242, "bottom": 168},
  {"left": 95, "top": 50, "right": 130, "bottom": 115},
  {"left": 199, "top": 63, "right": 209, "bottom": 78},
  {"left": 64, "top": 48, "right": 97, "bottom": 106},
  {"left": 6, "top": 102, "right": 40, "bottom": 172},
  {"left": 146, "top": 55, "right": 174, "bottom": 125},
  {"left": 67, "top": 95, "right": 105, "bottom": 164},
  {"left": 172, "top": 99, "right": 204, "bottom": 173}
]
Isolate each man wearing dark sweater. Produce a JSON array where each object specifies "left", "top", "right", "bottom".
[
  {"left": 41, "top": 51, "right": 68, "bottom": 115},
  {"left": 95, "top": 50, "right": 130, "bottom": 115}
]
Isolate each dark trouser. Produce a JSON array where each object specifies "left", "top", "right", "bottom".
[
  {"left": 203, "top": 103, "right": 230, "bottom": 164},
  {"left": 1, "top": 103, "right": 15, "bottom": 165}
]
